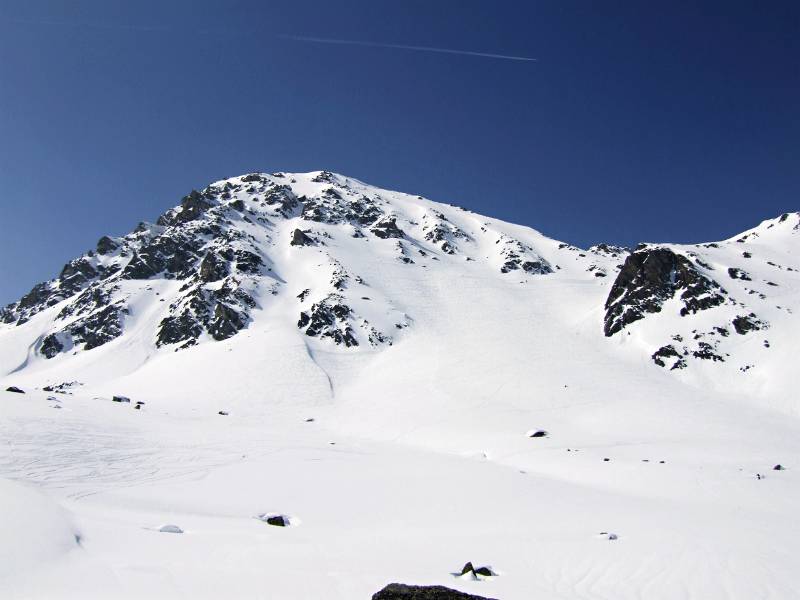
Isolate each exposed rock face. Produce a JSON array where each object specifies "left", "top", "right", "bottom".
[
  {"left": 298, "top": 295, "right": 359, "bottom": 347},
  {"left": 290, "top": 229, "right": 315, "bottom": 247},
  {"left": 497, "top": 236, "right": 553, "bottom": 275},
  {"left": 372, "top": 584, "right": 496, "bottom": 600},
  {"left": 732, "top": 313, "right": 768, "bottom": 335},
  {"left": 604, "top": 248, "right": 727, "bottom": 336},
  {"left": 371, "top": 216, "right": 405, "bottom": 239}
]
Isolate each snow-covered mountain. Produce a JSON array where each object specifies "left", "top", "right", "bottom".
[
  {"left": 1, "top": 171, "right": 797, "bottom": 407},
  {"left": 1, "top": 172, "right": 799, "bottom": 600}
]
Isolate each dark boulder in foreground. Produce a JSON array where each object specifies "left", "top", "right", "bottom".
[
  {"left": 5, "top": 386, "right": 25, "bottom": 394},
  {"left": 372, "top": 583, "right": 496, "bottom": 600}
]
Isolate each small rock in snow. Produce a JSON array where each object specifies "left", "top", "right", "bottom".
[
  {"left": 5, "top": 386, "right": 25, "bottom": 394},
  {"left": 159, "top": 524, "right": 183, "bottom": 534},
  {"left": 527, "top": 429, "right": 548, "bottom": 438}
]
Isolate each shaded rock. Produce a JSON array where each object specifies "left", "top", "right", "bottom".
[
  {"left": 40, "top": 334, "right": 66, "bottom": 359},
  {"left": 5, "top": 386, "right": 24, "bottom": 394},
  {"left": 208, "top": 303, "right": 246, "bottom": 341},
  {"left": 604, "top": 248, "right": 726, "bottom": 336},
  {"left": 198, "top": 251, "right": 229, "bottom": 282},
  {"left": 257, "top": 513, "right": 294, "bottom": 527},
  {"left": 773, "top": 464, "right": 785, "bottom": 471},
  {"left": 727, "top": 267, "right": 752, "bottom": 281},
  {"left": 298, "top": 295, "right": 359, "bottom": 347},
  {"left": 732, "top": 313, "right": 768, "bottom": 335},
  {"left": 112, "top": 396, "right": 131, "bottom": 403},
  {"left": 157, "top": 190, "right": 214, "bottom": 226},
  {"left": 371, "top": 217, "right": 405, "bottom": 239},
  {"left": 373, "top": 584, "right": 495, "bottom": 600},
  {"left": 96, "top": 235, "right": 120, "bottom": 255},
  {"left": 290, "top": 228, "right": 315, "bottom": 247},
  {"left": 652, "top": 344, "right": 680, "bottom": 367}
]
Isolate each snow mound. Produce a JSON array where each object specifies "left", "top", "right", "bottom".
[{"left": 0, "top": 478, "right": 79, "bottom": 579}]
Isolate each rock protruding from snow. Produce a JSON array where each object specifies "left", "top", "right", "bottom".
[
  {"left": 604, "top": 247, "right": 727, "bottom": 336},
  {"left": 372, "top": 584, "right": 496, "bottom": 600}
]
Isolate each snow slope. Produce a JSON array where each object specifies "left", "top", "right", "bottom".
[{"left": 1, "top": 172, "right": 798, "bottom": 599}]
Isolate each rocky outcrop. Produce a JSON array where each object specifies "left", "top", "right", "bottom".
[
  {"left": 290, "top": 229, "right": 315, "bottom": 247},
  {"left": 604, "top": 248, "right": 727, "bottom": 336},
  {"left": 297, "top": 295, "right": 359, "bottom": 347},
  {"left": 372, "top": 584, "right": 496, "bottom": 600},
  {"left": 371, "top": 216, "right": 405, "bottom": 239}
]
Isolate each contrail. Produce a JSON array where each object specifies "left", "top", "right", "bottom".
[
  {"left": 281, "top": 35, "right": 537, "bottom": 63},
  {"left": 2, "top": 18, "right": 538, "bottom": 62}
]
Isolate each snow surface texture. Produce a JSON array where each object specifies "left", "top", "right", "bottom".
[{"left": 1, "top": 171, "right": 799, "bottom": 599}]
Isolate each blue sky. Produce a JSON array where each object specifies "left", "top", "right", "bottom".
[{"left": 1, "top": 1, "right": 798, "bottom": 306}]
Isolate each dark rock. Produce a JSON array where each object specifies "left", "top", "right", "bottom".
[
  {"left": 208, "top": 303, "right": 246, "bottom": 341},
  {"left": 727, "top": 268, "right": 752, "bottom": 281},
  {"left": 156, "top": 311, "right": 203, "bottom": 348},
  {"left": 234, "top": 250, "right": 263, "bottom": 274},
  {"left": 5, "top": 386, "right": 24, "bottom": 394},
  {"left": 122, "top": 251, "right": 160, "bottom": 280},
  {"left": 298, "top": 295, "right": 359, "bottom": 347},
  {"left": 112, "top": 396, "right": 131, "bottom": 403},
  {"left": 157, "top": 190, "right": 214, "bottom": 226},
  {"left": 372, "top": 584, "right": 495, "bottom": 600},
  {"left": 218, "top": 411, "right": 229, "bottom": 416},
  {"left": 732, "top": 313, "right": 768, "bottom": 335},
  {"left": 198, "top": 251, "right": 229, "bottom": 282},
  {"left": 290, "top": 228, "right": 315, "bottom": 247},
  {"left": 604, "top": 248, "right": 726, "bottom": 336},
  {"left": 652, "top": 344, "right": 680, "bottom": 367},
  {"left": 40, "top": 334, "right": 65, "bottom": 359},
  {"left": 773, "top": 464, "right": 785, "bottom": 471},
  {"left": 265, "top": 515, "right": 289, "bottom": 527},
  {"left": 692, "top": 341, "right": 724, "bottom": 362},
  {"left": 529, "top": 430, "right": 548, "bottom": 438},
  {"left": 371, "top": 217, "right": 405, "bottom": 239},
  {"left": 96, "top": 236, "right": 120, "bottom": 255}
]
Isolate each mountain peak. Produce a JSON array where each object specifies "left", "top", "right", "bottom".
[{"left": 1, "top": 174, "right": 797, "bottom": 405}]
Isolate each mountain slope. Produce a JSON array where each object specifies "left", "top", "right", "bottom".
[{"left": 1, "top": 171, "right": 797, "bottom": 412}]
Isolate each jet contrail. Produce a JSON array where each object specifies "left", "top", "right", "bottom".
[{"left": 281, "top": 35, "right": 537, "bottom": 62}]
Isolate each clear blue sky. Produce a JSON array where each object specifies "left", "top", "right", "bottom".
[{"left": 1, "top": 1, "right": 798, "bottom": 306}]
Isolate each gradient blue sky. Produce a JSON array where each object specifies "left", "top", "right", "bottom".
[{"left": 1, "top": 1, "right": 798, "bottom": 306}]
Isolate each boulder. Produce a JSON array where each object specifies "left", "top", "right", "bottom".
[
  {"left": 290, "top": 228, "right": 315, "bottom": 247},
  {"left": 372, "top": 584, "right": 496, "bottom": 600},
  {"left": 5, "top": 386, "right": 24, "bottom": 394},
  {"left": 112, "top": 396, "right": 131, "bottom": 403}
]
